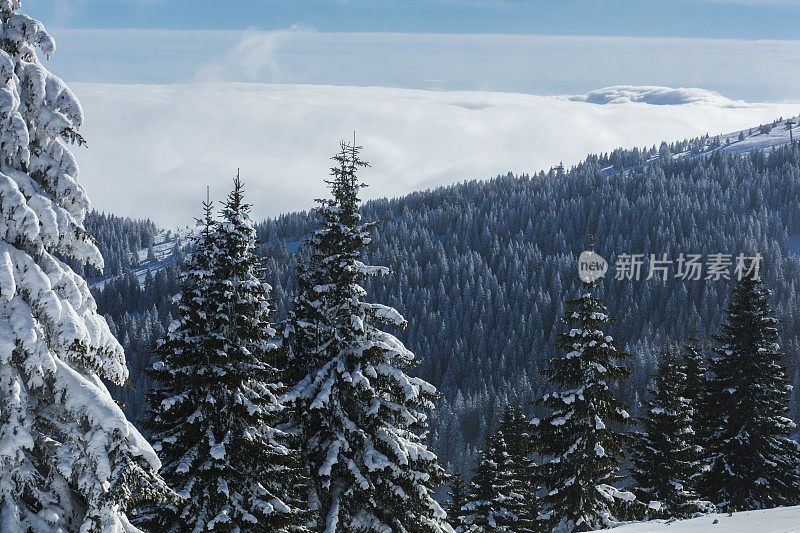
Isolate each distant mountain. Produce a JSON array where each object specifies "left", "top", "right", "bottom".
[{"left": 89, "top": 116, "right": 800, "bottom": 473}]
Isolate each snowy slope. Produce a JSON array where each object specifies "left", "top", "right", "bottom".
[
  {"left": 89, "top": 226, "right": 193, "bottom": 290},
  {"left": 720, "top": 117, "right": 799, "bottom": 155},
  {"left": 601, "top": 115, "right": 799, "bottom": 176},
  {"left": 693, "top": 115, "right": 798, "bottom": 157},
  {"left": 615, "top": 505, "right": 800, "bottom": 532}
]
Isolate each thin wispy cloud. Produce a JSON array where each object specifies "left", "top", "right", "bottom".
[{"left": 194, "top": 24, "right": 316, "bottom": 83}]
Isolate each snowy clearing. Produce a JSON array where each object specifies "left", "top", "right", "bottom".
[{"left": 615, "top": 506, "right": 800, "bottom": 532}]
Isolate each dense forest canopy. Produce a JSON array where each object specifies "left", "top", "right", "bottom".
[{"left": 90, "top": 134, "right": 800, "bottom": 473}]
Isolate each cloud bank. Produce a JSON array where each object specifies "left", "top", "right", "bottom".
[
  {"left": 69, "top": 82, "right": 798, "bottom": 228},
  {"left": 569, "top": 86, "right": 737, "bottom": 106}
]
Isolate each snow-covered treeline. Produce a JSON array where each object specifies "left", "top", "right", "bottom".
[
  {"left": 89, "top": 136, "right": 800, "bottom": 478},
  {"left": 253, "top": 141, "right": 800, "bottom": 473}
]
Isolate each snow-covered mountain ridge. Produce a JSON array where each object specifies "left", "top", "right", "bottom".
[
  {"left": 600, "top": 114, "right": 800, "bottom": 176},
  {"left": 88, "top": 113, "right": 800, "bottom": 292}
]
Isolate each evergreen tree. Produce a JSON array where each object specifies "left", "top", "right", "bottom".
[
  {"left": 680, "top": 335, "right": 707, "bottom": 424},
  {"left": 87, "top": 137, "right": 800, "bottom": 476},
  {"left": 533, "top": 270, "right": 634, "bottom": 532},
  {"left": 461, "top": 429, "right": 504, "bottom": 532},
  {"left": 495, "top": 404, "right": 538, "bottom": 533},
  {"left": 680, "top": 335, "right": 708, "bottom": 464},
  {"left": 700, "top": 274, "right": 800, "bottom": 511},
  {"left": 446, "top": 469, "right": 469, "bottom": 532},
  {"left": 461, "top": 404, "right": 537, "bottom": 532},
  {"left": 288, "top": 140, "right": 451, "bottom": 532},
  {"left": 139, "top": 178, "right": 306, "bottom": 532},
  {"left": 630, "top": 344, "right": 706, "bottom": 518},
  {"left": 0, "top": 2, "right": 174, "bottom": 530}
]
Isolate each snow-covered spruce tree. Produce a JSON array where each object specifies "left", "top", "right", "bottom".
[
  {"left": 461, "top": 428, "right": 504, "bottom": 532},
  {"left": 494, "top": 405, "right": 538, "bottom": 532},
  {"left": 680, "top": 336, "right": 707, "bottom": 428},
  {"left": 533, "top": 275, "right": 635, "bottom": 532},
  {"left": 0, "top": 2, "right": 175, "bottom": 531},
  {"left": 287, "top": 140, "right": 451, "bottom": 532},
  {"left": 446, "top": 469, "right": 469, "bottom": 532},
  {"left": 461, "top": 404, "right": 537, "bottom": 532},
  {"left": 139, "top": 178, "right": 307, "bottom": 532},
  {"left": 680, "top": 335, "right": 708, "bottom": 471},
  {"left": 629, "top": 344, "right": 706, "bottom": 519},
  {"left": 699, "top": 274, "right": 800, "bottom": 511},
  {"left": 135, "top": 199, "right": 217, "bottom": 529}
]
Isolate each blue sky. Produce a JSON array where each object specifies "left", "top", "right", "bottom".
[{"left": 23, "top": 0, "right": 800, "bottom": 40}]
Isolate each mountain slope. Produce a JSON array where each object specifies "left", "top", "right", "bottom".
[{"left": 90, "top": 116, "right": 800, "bottom": 472}]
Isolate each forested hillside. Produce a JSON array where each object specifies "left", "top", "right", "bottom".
[{"left": 91, "top": 127, "right": 800, "bottom": 474}]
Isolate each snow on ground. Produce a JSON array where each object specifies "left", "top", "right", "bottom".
[
  {"left": 598, "top": 113, "right": 800, "bottom": 177},
  {"left": 614, "top": 505, "right": 800, "bottom": 532},
  {"left": 720, "top": 117, "right": 800, "bottom": 155}
]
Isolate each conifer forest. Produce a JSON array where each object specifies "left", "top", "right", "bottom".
[{"left": 3, "top": 0, "right": 800, "bottom": 531}]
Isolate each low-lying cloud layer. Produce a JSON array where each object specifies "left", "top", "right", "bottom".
[{"left": 70, "top": 82, "right": 799, "bottom": 228}]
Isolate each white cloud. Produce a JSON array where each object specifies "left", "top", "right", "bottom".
[
  {"left": 568, "top": 86, "right": 737, "bottom": 106},
  {"left": 69, "top": 82, "right": 799, "bottom": 228},
  {"left": 194, "top": 24, "right": 316, "bottom": 83}
]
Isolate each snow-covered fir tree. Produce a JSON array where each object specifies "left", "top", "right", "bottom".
[
  {"left": 533, "top": 268, "right": 634, "bottom": 532},
  {"left": 461, "top": 428, "right": 505, "bottom": 532},
  {"left": 494, "top": 405, "right": 538, "bottom": 532},
  {"left": 138, "top": 178, "right": 307, "bottom": 532},
  {"left": 89, "top": 137, "right": 800, "bottom": 475},
  {"left": 0, "top": 2, "right": 175, "bottom": 530},
  {"left": 699, "top": 274, "right": 800, "bottom": 511},
  {"left": 135, "top": 199, "right": 217, "bottom": 529},
  {"left": 446, "top": 469, "right": 470, "bottom": 532},
  {"left": 630, "top": 344, "right": 706, "bottom": 519},
  {"left": 287, "top": 140, "right": 452, "bottom": 532},
  {"left": 461, "top": 404, "right": 537, "bottom": 532},
  {"left": 680, "top": 335, "right": 708, "bottom": 464}
]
